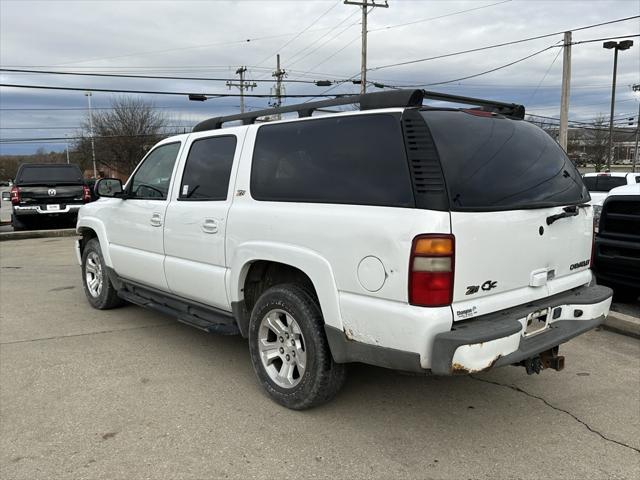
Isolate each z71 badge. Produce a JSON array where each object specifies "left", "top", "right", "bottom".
[{"left": 466, "top": 280, "right": 497, "bottom": 295}]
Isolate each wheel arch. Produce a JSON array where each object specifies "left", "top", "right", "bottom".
[
  {"left": 228, "top": 242, "right": 343, "bottom": 337},
  {"left": 76, "top": 217, "right": 113, "bottom": 267}
]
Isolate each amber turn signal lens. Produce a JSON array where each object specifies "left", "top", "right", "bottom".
[{"left": 413, "top": 237, "right": 453, "bottom": 256}]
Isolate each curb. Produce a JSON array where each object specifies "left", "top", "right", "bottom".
[
  {"left": 0, "top": 228, "right": 78, "bottom": 242},
  {"left": 603, "top": 310, "right": 640, "bottom": 339}
]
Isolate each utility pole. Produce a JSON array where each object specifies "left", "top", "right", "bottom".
[
  {"left": 65, "top": 134, "right": 70, "bottom": 164},
  {"left": 633, "top": 83, "right": 640, "bottom": 173},
  {"left": 226, "top": 66, "right": 257, "bottom": 114},
  {"left": 271, "top": 54, "right": 286, "bottom": 120},
  {"left": 84, "top": 91, "right": 97, "bottom": 178},
  {"left": 558, "top": 31, "right": 571, "bottom": 151},
  {"left": 344, "top": 0, "right": 389, "bottom": 94}
]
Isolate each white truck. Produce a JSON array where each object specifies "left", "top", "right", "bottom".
[
  {"left": 582, "top": 172, "right": 639, "bottom": 229},
  {"left": 76, "top": 89, "right": 613, "bottom": 409}
]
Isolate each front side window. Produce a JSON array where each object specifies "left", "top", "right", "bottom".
[
  {"left": 250, "top": 114, "right": 413, "bottom": 207},
  {"left": 129, "top": 142, "right": 180, "bottom": 200},
  {"left": 179, "top": 136, "right": 237, "bottom": 201}
]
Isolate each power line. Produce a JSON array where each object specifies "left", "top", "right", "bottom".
[
  {"left": 564, "top": 34, "right": 640, "bottom": 46},
  {"left": 369, "top": 15, "right": 640, "bottom": 71},
  {"left": 377, "top": 44, "right": 557, "bottom": 88},
  {"left": 286, "top": 10, "right": 362, "bottom": 68},
  {"left": 0, "top": 68, "right": 329, "bottom": 84},
  {"left": 528, "top": 46, "right": 564, "bottom": 102},
  {"left": 368, "top": 0, "right": 511, "bottom": 32},
  {"left": 252, "top": 0, "right": 342, "bottom": 67},
  {"left": 0, "top": 83, "right": 345, "bottom": 98},
  {"left": 0, "top": 125, "right": 194, "bottom": 130},
  {"left": 0, "top": 133, "right": 172, "bottom": 143},
  {"left": 38, "top": 29, "right": 346, "bottom": 68}
]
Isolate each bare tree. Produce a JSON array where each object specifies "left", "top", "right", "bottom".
[
  {"left": 583, "top": 115, "right": 609, "bottom": 172},
  {"left": 74, "top": 96, "right": 168, "bottom": 177}
]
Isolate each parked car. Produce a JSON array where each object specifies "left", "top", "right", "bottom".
[
  {"left": 582, "top": 172, "right": 639, "bottom": 229},
  {"left": 10, "top": 164, "right": 92, "bottom": 230},
  {"left": 593, "top": 183, "right": 640, "bottom": 300},
  {"left": 75, "top": 89, "right": 613, "bottom": 409}
]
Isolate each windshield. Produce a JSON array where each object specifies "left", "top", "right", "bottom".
[
  {"left": 421, "top": 110, "right": 590, "bottom": 211},
  {"left": 16, "top": 165, "right": 83, "bottom": 184},
  {"left": 582, "top": 175, "right": 627, "bottom": 192}
]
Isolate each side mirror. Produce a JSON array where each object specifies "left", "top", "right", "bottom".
[
  {"left": 1, "top": 191, "right": 10, "bottom": 201},
  {"left": 95, "top": 178, "right": 124, "bottom": 198}
]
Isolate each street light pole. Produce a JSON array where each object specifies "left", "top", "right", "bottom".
[
  {"left": 633, "top": 84, "right": 640, "bottom": 173},
  {"left": 606, "top": 47, "right": 618, "bottom": 171},
  {"left": 84, "top": 91, "right": 97, "bottom": 178},
  {"left": 603, "top": 39, "right": 633, "bottom": 171}
]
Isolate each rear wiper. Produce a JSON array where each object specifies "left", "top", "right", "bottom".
[{"left": 546, "top": 204, "right": 589, "bottom": 225}]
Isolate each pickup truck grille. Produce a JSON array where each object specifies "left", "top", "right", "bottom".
[
  {"left": 599, "top": 197, "right": 640, "bottom": 239},
  {"left": 594, "top": 195, "right": 640, "bottom": 288}
]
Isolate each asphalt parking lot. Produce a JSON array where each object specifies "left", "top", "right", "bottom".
[{"left": 1, "top": 237, "right": 639, "bottom": 480}]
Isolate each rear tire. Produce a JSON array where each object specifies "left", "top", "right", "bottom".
[
  {"left": 81, "top": 238, "right": 124, "bottom": 309},
  {"left": 248, "top": 284, "right": 346, "bottom": 410},
  {"left": 11, "top": 214, "right": 29, "bottom": 231}
]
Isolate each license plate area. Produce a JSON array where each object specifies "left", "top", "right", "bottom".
[
  {"left": 524, "top": 308, "right": 550, "bottom": 337},
  {"left": 47, "top": 204, "right": 60, "bottom": 211}
]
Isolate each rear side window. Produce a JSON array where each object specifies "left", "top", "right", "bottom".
[
  {"left": 17, "top": 165, "right": 83, "bottom": 184},
  {"left": 583, "top": 176, "right": 627, "bottom": 192},
  {"left": 251, "top": 114, "right": 413, "bottom": 207},
  {"left": 422, "top": 111, "right": 589, "bottom": 211},
  {"left": 179, "top": 136, "right": 237, "bottom": 201}
]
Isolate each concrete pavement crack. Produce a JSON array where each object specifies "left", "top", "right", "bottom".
[
  {"left": 470, "top": 375, "right": 640, "bottom": 454},
  {"left": 0, "top": 322, "right": 175, "bottom": 346}
]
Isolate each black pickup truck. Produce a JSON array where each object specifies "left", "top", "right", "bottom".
[
  {"left": 593, "top": 184, "right": 640, "bottom": 300},
  {"left": 10, "top": 164, "right": 92, "bottom": 230}
]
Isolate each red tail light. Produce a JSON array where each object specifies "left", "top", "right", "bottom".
[
  {"left": 10, "top": 186, "right": 20, "bottom": 205},
  {"left": 82, "top": 185, "right": 92, "bottom": 203},
  {"left": 409, "top": 234, "right": 455, "bottom": 307}
]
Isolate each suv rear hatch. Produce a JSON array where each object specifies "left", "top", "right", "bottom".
[{"left": 420, "top": 110, "right": 592, "bottom": 320}]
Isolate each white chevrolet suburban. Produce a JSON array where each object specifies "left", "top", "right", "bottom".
[{"left": 76, "top": 89, "right": 613, "bottom": 409}]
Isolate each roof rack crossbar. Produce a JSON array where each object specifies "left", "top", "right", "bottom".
[
  {"left": 192, "top": 89, "right": 524, "bottom": 132},
  {"left": 422, "top": 90, "right": 525, "bottom": 119}
]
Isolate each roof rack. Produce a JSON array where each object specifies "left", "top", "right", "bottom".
[{"left": 192, "top": 89, "right": 524, "bottom": 132}]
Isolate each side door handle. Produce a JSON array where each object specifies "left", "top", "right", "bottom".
[
  {"left": 150, "top": 212, "right": 163, "bottom": 227},
  {"left": 201, "top": 218, "right": 218, "bottom": 234}
]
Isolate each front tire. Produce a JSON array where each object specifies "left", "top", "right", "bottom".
[
  {"left": 81, "top": 238, "right": 124, "bottom": 309},
  {"left": 248, "top": 284, "right": 346, "bottom": 410}
]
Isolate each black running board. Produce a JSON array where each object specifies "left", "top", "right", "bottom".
[{"left": 108, "top": 269, "right": 240, "bottom": 335}]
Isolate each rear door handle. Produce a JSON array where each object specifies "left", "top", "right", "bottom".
[
  {"left": 201, "top": 218, "right": 218, "bottom": 234},
  {"left": 150, "top": 212, "right": 162, "bottom": 227}
]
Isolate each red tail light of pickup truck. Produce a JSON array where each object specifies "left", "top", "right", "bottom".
[
  {"left": 10, "top": 186, "right": 20, "bottom": 205},
  {"left": 82, "top": 185, "right": 92, "bottom": 203}
]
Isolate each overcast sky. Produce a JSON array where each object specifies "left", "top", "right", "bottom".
[{"left": 1, "top": 0, "right": 639, "bottom": 154}]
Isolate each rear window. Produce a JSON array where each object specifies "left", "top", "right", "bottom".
[
  {"left": 582, "top": 175, "right": 627, "bottom": 192},
  {"left": 251, "top": 114, "right": 413, "bottom": 207},
  {"left": 16, "top": 165, "right": 83, "bottom": 184},
  {"left": 422, "top": 111, "right": 589, "bottom": 211}
]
